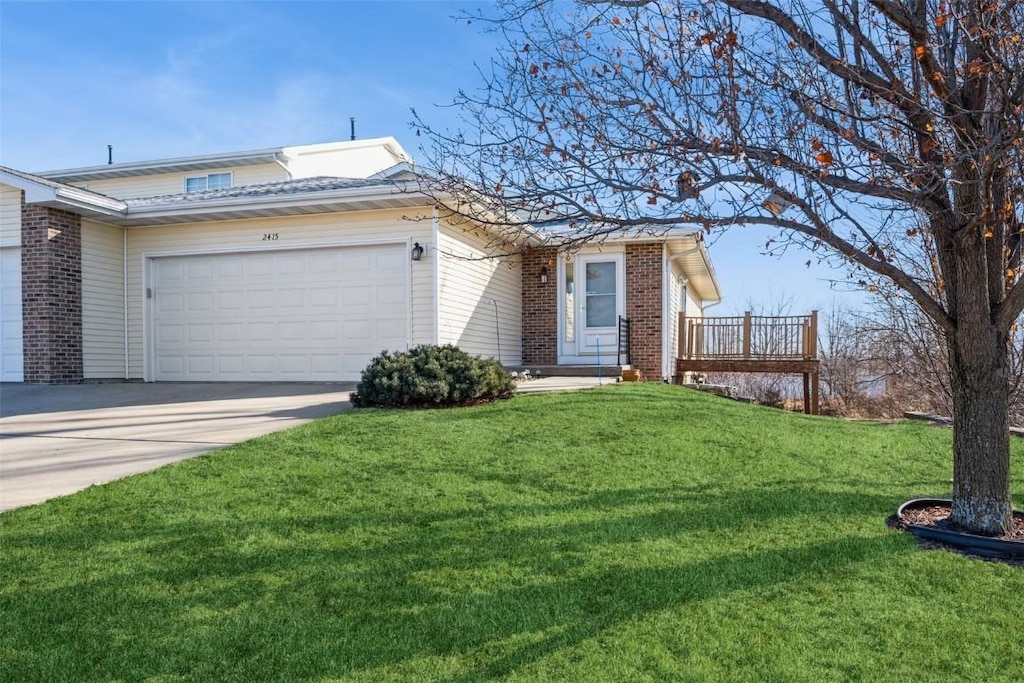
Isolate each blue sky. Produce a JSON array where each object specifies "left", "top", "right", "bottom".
[{"left": 0, "top": 0, "right": 864, "bottom": 315}]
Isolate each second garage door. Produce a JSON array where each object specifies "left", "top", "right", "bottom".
[
  {"left": 151, "top": 244, "right": 408, "bottom": 381},
  {"left": 0, "top": 247, "right": 23, "bottom": 382}
]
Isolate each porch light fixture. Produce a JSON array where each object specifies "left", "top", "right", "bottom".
[
  {"left": 540, "top": 265, "right": 549, "bottom": 284},
  {"left": 411, "top": 242, "right": 425, "bottom": 261}
]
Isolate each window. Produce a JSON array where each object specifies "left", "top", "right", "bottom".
[
  {"left": 585, "top": 261, "right": 617, "bottom": 327},
  {"left": 185, "top": 172, "right": 232, "bottom": 193}
]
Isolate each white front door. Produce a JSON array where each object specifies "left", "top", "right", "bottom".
[{"left": 573, "top": 253, "right": 624, "bottom": 359}]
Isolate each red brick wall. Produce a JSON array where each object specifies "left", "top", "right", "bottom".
[
  {"left": 521, "top": 247, "right": 558, "bottom": 364},
  {"left": 625, "top": 243, "right": 663, "bottom": 380},
  {"left": 21, "top": 196, "right": 83, "bottom": 384}
]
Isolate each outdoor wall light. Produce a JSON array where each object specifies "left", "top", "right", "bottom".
[
  {"left": 540, "top": 265, "right": 549, "bottom": 284},
  {"left": 411, "top": 242, "right": 425, "bottom": 261}
]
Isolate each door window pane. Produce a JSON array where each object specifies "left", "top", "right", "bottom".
[
  {"left": 564, "top": 262, "right": 575, "bottom": 343},
  {"left": 586, "top": 262, "right": 616, "bottom": 295},
  {"left": 585, "top": 261, "right": 617, "bottom": 328},
  {"left": 586, "top": 294, "right": 616, "bottom": 327}
]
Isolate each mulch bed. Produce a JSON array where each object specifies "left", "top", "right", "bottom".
[{"left": 888, "top": 503, "right": 1024, "bottom": 567}]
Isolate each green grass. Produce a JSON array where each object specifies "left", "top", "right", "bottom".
[{"left": 2, "top": 384, "right": 1022, "bottom": 682}]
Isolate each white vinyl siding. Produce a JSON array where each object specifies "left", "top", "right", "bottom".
[
  {"left": 685, "top": 286, "right": 702, "bottom": 316},
  {"left": 668, "top": 262, "right": 685, "bottom": 369},
  {"left": 82, "top": 220, "right": 126, "bottom": 379},
  {"left": 437, "top": 221, "right": 522, "bottom": 365},
  {"left": 282, "top": 140, "right": 408, "bottom": 179},
  {"left": 77, "top": 164, "right": 286, "bottom": 199},
  {"left": 0, "top": 184, "right": 22, "bottom": 248},
  {"left": 126, "top": 208, "right": 435, "bottom": 380}
]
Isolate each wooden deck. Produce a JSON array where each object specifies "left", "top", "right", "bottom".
[{"left": 675, "top": 311, "right": 820, "bottom": 415}]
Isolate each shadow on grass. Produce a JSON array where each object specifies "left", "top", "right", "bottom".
[{"left": 1, "top": 483, "right": 906, "bottom": 680}]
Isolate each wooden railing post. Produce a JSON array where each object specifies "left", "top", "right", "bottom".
[
  {"left": 678, "top": 311, "right": 687, "bottom": 359},
  {"left": 742, "top": 312, "right": 752, "bottom": 359},
  {"left": 808, "top": 310, "right": 818, "bottom": 360}
]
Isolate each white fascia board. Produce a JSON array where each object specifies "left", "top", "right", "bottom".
[
  {"left": 55, "top": 187, "right": 126, "bottom": 214},
  {"left": 38, "top": 149, "right": 282, "bottom": 182}
]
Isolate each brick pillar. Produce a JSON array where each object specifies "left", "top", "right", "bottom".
[
  {"left": 522, "top": 247, "right": 558, "bottom": 365},
  {"left": 625, "top": 243, "right": 663, "bottom": 380},
  {"left": 21, "top": 197, "right": 83, "bottom": 384}
]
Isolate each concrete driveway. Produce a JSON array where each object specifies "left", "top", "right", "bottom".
[
  {"left": 0, "top": 382, "right": 353, "bottom": 512},
  {"left": 0, "top": 376, "right": 607, "bottom": 513}
]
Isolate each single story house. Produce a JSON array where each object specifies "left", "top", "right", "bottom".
[{"left": 0, "top": 137, "right": 720, "bottom": 384}]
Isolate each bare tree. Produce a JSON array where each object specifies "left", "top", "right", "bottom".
[{"left": 415, "top": 0, "right": 1024, "bottom": 534}]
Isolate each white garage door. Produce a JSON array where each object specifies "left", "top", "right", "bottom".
[
  {"left": 151, "top": 245, "right": 408, "bottom": 381},
  {"left": 0, "top": 247, "right": 23, "bottom": 382}
]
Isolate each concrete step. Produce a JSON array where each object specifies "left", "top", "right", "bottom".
[{"left": 507, "top": 364, "right": 624, "bottom": 378}]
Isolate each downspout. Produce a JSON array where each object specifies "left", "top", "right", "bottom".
[
  {"left": 272, "top": 152, "right": 292, "bottom": 180},
  {"left": 123, "top": 227, "right": 129, "bottom": 379},
  {"left": 432, "top": 205, "right": 440, "bottom": 346}
]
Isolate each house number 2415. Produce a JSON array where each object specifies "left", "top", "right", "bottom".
[{"left": 262, "top": 233, "right": 279, "bottom": 241}]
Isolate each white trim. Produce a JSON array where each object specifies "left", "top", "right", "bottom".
[
  {"left": 556, "top": 250, "right": 625, "bottom": 361},
  {"left": 661, "top": 243, "right": 670, "bottom": 380},
  {"left": 123, "top": 227, "right": 129, "bottom": 380},
  {"left": 576, "top": 252, "right": 625, "bottom": 358},
  {"left": 141, "top": 237, "right": 410, "bottom": 381},
  {"left": 431, "top": 206, "right": 440, "bottom": 345}
]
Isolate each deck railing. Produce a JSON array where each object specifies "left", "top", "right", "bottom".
[{"left": 678, "top": 311, "right": 818, "bottom": 361}]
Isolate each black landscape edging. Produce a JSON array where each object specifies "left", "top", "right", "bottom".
[{"left": 896, "top": 498, "right": 1024, "bottom": 560}]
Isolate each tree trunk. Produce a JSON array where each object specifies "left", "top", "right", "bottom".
[{"left": 946, "top": 319, "right": 1013, "bottom": 536}]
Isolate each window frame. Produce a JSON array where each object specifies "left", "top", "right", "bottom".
[{"left": 183, "top": 171, "right": 233, "bottom": 193}]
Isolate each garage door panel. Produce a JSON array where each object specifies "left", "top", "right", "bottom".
[
  {"left": 280, "top": 322, "right": 308, "bottom": 341},
  {"left": 218, "top": 356, "right": 245, "bottom": 375},
  {"left": 187, "top": 260, "right": 216, "bottom": 280},
  {"left": 378, "top": 284, "right": 406, "bottom": 305},
  {"left": 187, "top": 292, "right": 214, "bottom": 312},
  {"left": 153, "top": 245, "right": 408, "bottom": 381},
  {"left": 157, "top": 324, "right": 184, "bottom": 344},
  {"left": 215, "top": 323, "right": 244, "bottom": 342},
  {"left": 277, "top": 288, "right": 305, "bottom": 308}
]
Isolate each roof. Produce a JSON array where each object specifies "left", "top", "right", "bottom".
[
  {"left": 36, "top": 148, "right": 284, "bottom": 183},
  {"left": 535, "top": 223, "right": 722, "bottom": 302},
  {"left": 36, "top": 137, "right": 411, "bottom": 183},
  {"left": 0, "top": 166, "right": 126, "bottom": 217},
  {"left": 122, "top": 177, "right": 393, "bottom": 208}
]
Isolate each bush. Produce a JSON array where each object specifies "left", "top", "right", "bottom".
[{"left": 350, "top": 345, "right": 516, "bottom": 408}]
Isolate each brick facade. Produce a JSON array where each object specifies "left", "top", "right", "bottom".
[
  {"left": 625, "top": 243, "right": 664, "bottom": 380},
  {"left": 521, "top": 247, "right": 558, "bottom": 365},
  {"left": 21, "top": 196, "right": 83, "bottom": 383}
]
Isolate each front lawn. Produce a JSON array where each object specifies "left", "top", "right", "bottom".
[{"left": 2, "top": 384, "right": 1022, "bottom": 682}]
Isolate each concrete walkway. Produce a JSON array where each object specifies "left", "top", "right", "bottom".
[{"left": 0, "top": 377, "right": 607, "bottom": 512}]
